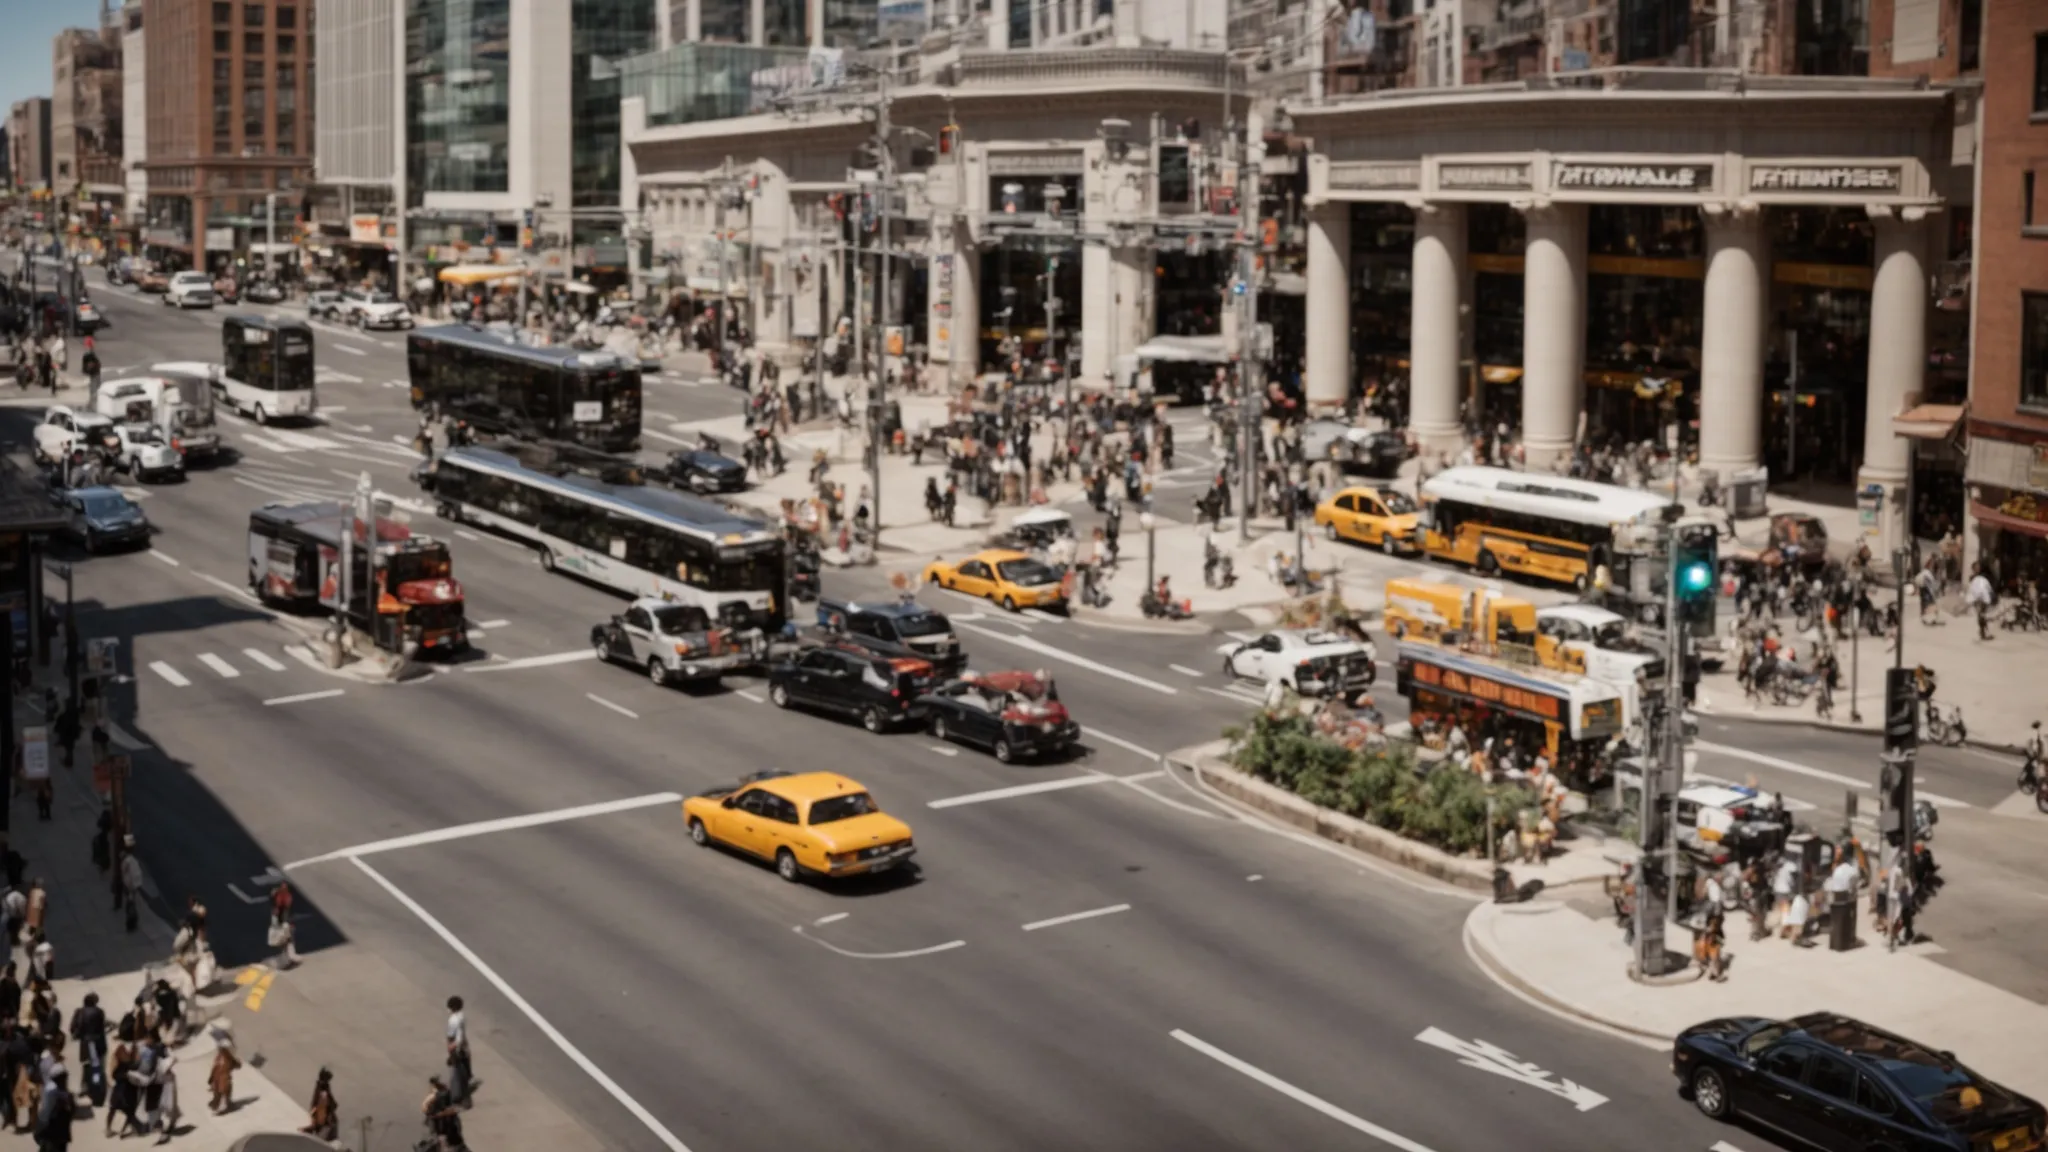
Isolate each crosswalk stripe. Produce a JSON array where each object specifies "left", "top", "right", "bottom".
[
  {"left": 198, "top": 653, "right": 241, "bottom": 679},
  {"left": 149, "top": 661, "right": 191, "bottom": 687},
  {"left": 241, "top": 648, "right": 287, "bottom": 672}
]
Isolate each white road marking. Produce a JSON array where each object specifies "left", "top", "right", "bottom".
[
  {"left": 473, "top": 619, "right": 510, "bottom": 630},
  {"left": 1414, "top": 1027, "right": 1607, "bottom": 1111},
  {"left": 948, "top": 612, "right": 986, "bottom": 622},
  {"left": 381, "top": 378, "right": 407, "bottom": 389},
  {"left": 350, "top": 857, "right": 698, "bottom": 1152},
  {"left": 1169, "top": 664, "right": 1203, "bottom": 677},
  {"left": 150, "top": 551, "right": 181, "bottom": 567},
  {"left": 587, "top": 693, "right": 639, "bottom": 720},
  {"left": 241, "top": 648, "right": 287, "bottom": 672},
  {"left": 464, "top": 650, "right": 598, "bottom": 673},
  {"left": 735, "top": 689, "right": 765, "bottom": 703},
  {"left": 319, "top": 406, "right": 348, "bottom": 413},
  {"left": 1082, "top": 726, "right": 1158, "bottom": 761},
  {"left": 1201, "top": 684, "right": 1267, "bottom": 704},
  {"left": 927, "top": 770, "right": 1164, "bottom": 809},
  {"left": 194, "top": 571, "right": 261, "bottom": 602},
  {"left": 148, "top": 661, "right": 191, "bottom": 687},
  {"left": 1170, "top": 1030, "right": 1441, "bottom": 1152},
  {"left": 106, "top": 722, "right": 147, "bottom": 751},
  {"left": 1710, "top": 1143, "right": 1753, "bottom": 1152},
  {"left": 316, "top": 368, "right": 364, "bottom": 384},
  {"left": 1224, "top": 631, "right": 1259, "bottom": 643},
  {"left": 335, "top": 343, "right": 368, "bottom": 356},
  {"left": 790, "top": 925, "right": 967, "bottom": 960},
  {"left": 1022, "top": 608, "right": 1065, "bottom": 623},
  {"left": 926, "top": 745, "right": 960, "bottom": 757},
  {"left": 197, "top": 653, "right": 241, "bottom": 679},
  {"left": 455, "top": 530, "right": 481, "bottom": 541},
  {"left": 317, "top": 448, "right": 403, "bottom": 467},
  {"left": 264, "top": 689, "right": 346, "bottom": 707},
  {"left": 1021, "top": 903, "right": 1130, "bottom": 932},
  {"left": 813, "top": 912, "right": 849, "bottom": 925},
  {"left": 954, "top": 622, "right": 1177, "bottom": 695},
  {"left": 290, "top": 792, "right": 686, "bottom": 870},
  {"left": 643, "top": 428, "right": 690, "bottom": 446},
  {"left": 1247, "top": 874, "right": 1263, "bottom": 882},
  {"left": 1695, "top": 740, "right": 1971, "bottom": 809}
]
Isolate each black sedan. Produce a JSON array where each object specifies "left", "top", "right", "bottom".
[
  {"left": 666, "top": 448, "right": 747, "bottom": 494},
  {"left": 917, "top": 672, "right": 1080, "bottom": 763},
  {"left": 1675, "top": 1012, "right": 2044, "bottom": 1152}
]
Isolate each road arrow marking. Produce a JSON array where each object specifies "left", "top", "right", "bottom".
[{"left": 1414, "top": 1027, "right": 1607, "bottom": 1112}]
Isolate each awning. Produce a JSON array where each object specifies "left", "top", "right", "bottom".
[
  {"left": 438, "top": 264, "right": 527, "bottom": 286},
  {"left": 1969, "top": 499, "right": 2048, "bottom": 540},
  {"left": 1892, "top": 402, "right": 1967, "bottom": 442},
  {"left": 1132, "top": 334, "right": 1230, "bottom": 364}
]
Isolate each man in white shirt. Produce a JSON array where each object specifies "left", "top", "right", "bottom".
[{"left": 1966, "top": 564, "right": 1995, "bottom": 640}]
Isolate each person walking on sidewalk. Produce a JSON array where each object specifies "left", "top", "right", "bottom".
[
  {"left": 33, "top": 1063, "right": 72, "bottom": 1152},
  {"left": 2, "top": 884, "right": 24, "bottom": 947},
  {"left": 299, "top": 1067, "right": 338, "bottom": 1142},
  {"left": 1967, "top": 563, "right": 1996, "bottom": 641},
  {"left": 67, "top": 993, "right": 104, "bottom": 1111},
  {"left": 205, "top": 1029, "right": 238, "bottom": 1114},
  {"left": 24, "top": 879, "right": 45, "bottom": 941},
  {"left": 103, "top": 1037, "right": 138, "bottom": 1138},
  {"left": 445, "top": 996, "right": 477, "bottom": 1107},
  {"left": 423, "top": 1075, "right": 466, "bottom": 1150},
  {"left": 0, "top": 964, "right": 19, "bottom": 1032},
  {"left": 116, "top": 838, "right": 143, "bottom": 933}
]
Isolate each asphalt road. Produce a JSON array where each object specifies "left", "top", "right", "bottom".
[{"left": 14, "top": 268, "right": 2041, "bottom": 1150}]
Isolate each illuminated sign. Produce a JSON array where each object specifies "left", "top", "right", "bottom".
[
  {"left": 1750, "top": 165, "right": 1902, "bottom": 193},
  {"left": 1407, "top": 659, "right": 1562, "bottom": 721}
]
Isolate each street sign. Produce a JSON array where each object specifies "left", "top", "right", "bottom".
[
  {"left": 21, "top": 726, "right": 49, "bottom": 781},
  {"left": 87, "top": 636, "right": 120, "bottom": 677}
]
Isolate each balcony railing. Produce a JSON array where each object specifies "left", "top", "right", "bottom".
[{"left": 952, "top": 47, "right": 1237, "bottom": 90}]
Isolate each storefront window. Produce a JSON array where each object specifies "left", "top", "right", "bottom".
[
  {"left": 1349, "top": 203, "right": 1414, "bottom": 399},
  {"left": 1588, "top": 205, "right": 1701, "bottom": 259},
  {"left": 2023, "top": 292, "right": 2048, "bottom": 411},
  {"left": 1468, "top": 203, "right": 1525, "bottom": 255},
  {"left": 571, "top": 0, "right": 658, "bottom": 210},
  {"left": 406, "top": 0, "right": 513, "bottom": 196},
  {"left": 1770, "top": 205, "right": 1872, "bottom": 266},
  {"left": 1154, "top": 250, "right": 1226, "bottom": 337}
]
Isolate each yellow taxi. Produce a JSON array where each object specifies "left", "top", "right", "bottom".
[
  {"left": 683, "top": 770, "right": 915, "bottom": 883},
  {"left": 921, "top": 548, "right": 1066, "bottom": 612},
  {"left": 1314, "top": 485, "right": 1422, "bottom": 554}
]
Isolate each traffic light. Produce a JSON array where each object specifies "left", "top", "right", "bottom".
[
  {"left": 1673, "top": 524, "right": 1718, "bottom": 626},
  {"left": 1884, "top": 666, "right": 1918, "bottom": 755}
]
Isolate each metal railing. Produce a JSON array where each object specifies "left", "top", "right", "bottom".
[{"left": 952, "top": 47, "right": 1238, "bottom": 89}]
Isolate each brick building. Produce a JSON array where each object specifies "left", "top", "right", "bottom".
[
  {"left": 51, "top": 18, "right": 126, "bottom": 207},
  {"left": 8, "top": 99, "right": 53, "bottom": 194},
  {"left": 142, "top": 0, "right": 314, "bottom": 272}
]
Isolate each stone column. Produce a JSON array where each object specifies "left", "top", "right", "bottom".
[
  {"left": 1304, "top": 201, "right": 1352, "bottom": 410},
  {"left": 1860, "top": 208, "right": 1930, "bottom": 555},
  {"left": 1107, "top": 242, "right": 1150, "bottom": 390},
  {"left": 1080, "top": 241, "right": 1111, "bottom": 384},
  {"left": 932, "top": 218, "right": 980, "bottom": 387},
  {"left": 1519, "top": 202, "right": 1587, "bottom": 470},
  {"left": 1697, "top": 203, "right": 1767, "bottom": 480},
  {"left": 1409, "top": 202, "right": 1466, "bottom": 455}
]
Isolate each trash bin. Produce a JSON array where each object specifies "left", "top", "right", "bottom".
[
  {"left": 1828, "top": 890, "right": 1858, "bottom": 951},
  {"left": 1730, "top": 466, "right": 1770, "bottom": 520}
]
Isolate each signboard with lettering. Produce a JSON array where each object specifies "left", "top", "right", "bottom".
[
  {"left": 1553, "top": 163, "right": 1713, "bottom": 193},
  {"left": 1749, "top": 165, "right": 1903, "bottom": 193},
  {"left": 1437, "top": 163, "right": 1532, "bottom": 192},
  {"left": 1328, "top": 161, "right": 1421, "bottom": 192},
  {"left": 21, "top": 726, "right": 49, "bottom": 782},
  {"left": 1404, "top": 656, "right": 1563, "bottom": 721},
  {"left": 988, "top": 152, "right": 1086, "bottom": 177}
]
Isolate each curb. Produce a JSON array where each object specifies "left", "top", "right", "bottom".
[
  {"left": 1460, "top": 901, "right": 1675, "bottom": 1045},
  {"left": 1069, "top": 612, "right": 1210, "bottom": 636},
  {"left": 1694, "top": 698, "right": 2023, "bottom": 756}
]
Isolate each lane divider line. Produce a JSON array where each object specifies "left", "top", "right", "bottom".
[
  {"left": 955, "top": 622, "right": 1177, "bottom": 696},
  {"left": 149, "top": 661, "right": 191, "bottom": 687},
  {"left": 1021, "top": 903, "right": 1130, "bottom": 932},
  {"left": 264, "top": 689, "right": 346, "bottom": 707},
  {"left": 241, "top": 648, "right": 288, "bottom": 672},
  {"left": 586, "top": 693, "right": 639, "bottom": 720},
  {"left": 150, "top": 551, "right": 181, "bottom": 567},
  {"left": 791, "top": 924, "right": 966, "bottom": 961},
  {"left": 286, "top": 792, "right": 684, "bottom": 870},
  {"left": 1169, "top": 1029, "right": 1442, "bottom": 1152},
  {"left": 927, "top": 770, "right": 1164, "bottom": 809}
]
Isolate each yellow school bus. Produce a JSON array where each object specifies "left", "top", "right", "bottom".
[{"left": 1417, "top": 467, "right": 1672, "bottom": 593}]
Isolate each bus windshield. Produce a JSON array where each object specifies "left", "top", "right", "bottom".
[{"left": 709, "top": 552, "right": 781, "bottom": 593}]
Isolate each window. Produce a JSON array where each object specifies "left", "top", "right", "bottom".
[
  {"left": 245, "top": 59, "right": 265, "bottom": 79},
  {"left": 245, "top": 32, "right": 264, "bottom": 54},
  {"left": 214, "top": 30, "right": 231, "bottom": 51},
  {"left": 2022, "top": 293, "right": 2048, "bottom": 410},
  {"left": 244, "top": 4, "right": 265, "bottom": 25},
  {"left": 2028, "top": 171, "right": 2039, "bottom": 231},
  {"left": 1855, "top": 1075, "right": 1898, "bottom": 1117},
  {"left": 2037, "top": 34, "right": 2048, "bottom": 115},
  {"left": 214, "top": 2, "right": 232, "bottom": 22},
  {"left": 1807, "top": 1054, "right": 1858, "bottom": 1103},
  {"left": 1759, "top": 1045, "right": 1809, "bottom": 1082},
  {"left": 277, "top": 6, "right": 296, "bottom": 28},
  {"left": 278, "top": 34, "right": 295, "bottom": 53},
  {"left": 244, "top": 83, "right": 266, "bottom": 144}
]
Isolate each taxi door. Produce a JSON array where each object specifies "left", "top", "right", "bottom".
[
  {"left": 1319, "top": 493, "right": 1360, "bottom": 542},
  {"left": 718, "top": 788, "right": 771, "bottom": 858},
  {"left": 952, "top": 558, "right": 995, "bottom": 598},
  {"left": 756, "top": 793, "right": 800, "bottom": 864},
  {"left": 1353, "top": 492, "right": 1394, "bottom": 543}
]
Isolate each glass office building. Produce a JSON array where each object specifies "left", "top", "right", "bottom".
[
  {"left": 572, "top": 0, "right": 659, "bottom": 209},
  {"left": 405, "top": 0, "right": 513, "bottom": 195}
]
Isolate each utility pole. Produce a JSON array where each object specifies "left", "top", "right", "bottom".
[
  {"left": 1234, "top": 111, "right": 1264, "bottom": 543},
  {"left": 1634, "top": 514, "right": 1682, "bottom": 976},
  {"left": 868, "top": 63, "right": 894, "bottom": 556}
]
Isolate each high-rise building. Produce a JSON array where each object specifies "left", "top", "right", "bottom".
[
  {"left": 51, "top": 11, "right": 125, "bottom": 207},
  {"left": 310, "top": 0, "right": 401, "bottom": 279},
  {"left": 141, "top": 0, "right": 315, "bottom": 272},
  {"left": 7, "top": 99, "right": 53, "bottom": 194},
  {"left": 399, "top": 0, "right": 658, "bottom": 286},
  {"left": 122, "top": 0, "right": 148, "bottom": 223}
]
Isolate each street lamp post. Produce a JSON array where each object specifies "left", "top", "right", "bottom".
[
  {"left": 1141, "top": 510, "right": 1157, "bottom": 592},
  {"left": 1892, "top": 548, "right": 1910, "bottom": 672},
  {"left": 1042, "top": 182, "right": 1066, "bottom": 419}
]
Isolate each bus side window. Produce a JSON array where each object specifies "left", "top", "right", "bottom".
[{"left": 431, "top": 463, "right": 467, "bottom": 506}]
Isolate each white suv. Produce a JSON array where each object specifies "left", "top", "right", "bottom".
[
  {"left": 343, "top": 289, "right": 414, "bottom": 331},
  {"left": 164, "top": 271, "right": 216, "bottom": 309}
]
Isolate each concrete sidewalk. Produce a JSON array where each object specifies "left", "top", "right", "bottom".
[{"left": 1465, "top": 897, "right": 2048, "bottom": 1106}]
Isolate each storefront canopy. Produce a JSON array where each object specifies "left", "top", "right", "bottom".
[
  {"left": 1892, "top": 402, "right": 1966, "bottom": 442},
  {"left": 1132, "top": 334, "right": 1230, "bottom": 364},
  {"left": 438, "top": 264, "right": 527, "bottom": 287}
]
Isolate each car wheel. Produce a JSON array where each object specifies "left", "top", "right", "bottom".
[
  {"left": 1689, "top": 1068, "right": 1731, "bottom": 1120},
  {"left": 253, "top": 404, "right": 269, "bottom": 426},
  {"left": 647, "top": 657, "right": 668, "bottom": 687},
  {"left": 775, "top": 849, "right": 802, "bottom": 883},
  {"left": 769, "top": 682, "right": 791, "bottom": 708},
  {"left": 1002, "top": 596, "right": 1018, "bottom": 612},
  {"left": 688, "top": 818, "right": 709, "bottom": 846},
  {"left": 1382, "top": 533, "right": 1399, "bottom": 556},
  {"left": 437, "top": 502, "right": 459, "bottom": 522},
  {"left": 1324, "top": 521, "right": 1339, "bottom": 542},
  {"left": 931, "top": 715, "right": 949, "bottom": 742},
  {"left": 861, "top": 706, "right": 886, "bottom": 733},
  {"left": 591, "top": 632, "right": 609, "bottom": 661},
  {"left": 994, "top": 738, "right": 1015, "bottom": 764},
  {"left": 538, "top": 547, "right": 556, "bottom": 572},
  {"left": 1223, "top": 655, "right": 1238, "bottom": 679}
]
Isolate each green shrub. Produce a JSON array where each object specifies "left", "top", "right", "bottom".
[{"left": 1224, "top": 711, "right": 1535, "bottom": 857}]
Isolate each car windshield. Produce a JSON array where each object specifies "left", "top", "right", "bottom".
[
  {"left": 996, "top": 559, "right": 1059, "bottom": 586},
  {"left": 1741, "top": 1024, "right": 1792, "bottom": 1057},
  {"left": 367, "top": 292, "right": 398, "bottom": 304},
  {"left": 651, "top": 604, "right": 712, "bottom": 633},
  {"left": 1378, "top": 490, "right": 1418, "bottom": 514},
  {"left": 79, "top": 493, "right": 132, "bottom": 518},
  {"left": 808, "top": 792, "right": 879, "bottom": 824},
  {"left": 896, "top": 613, "right": 950, "bottom": 638}
]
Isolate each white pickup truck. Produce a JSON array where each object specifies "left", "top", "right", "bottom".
[
  {"left": 98, "top": 371, "right": 223, "bottom": 463},
  {"left": 32, "top": 405, "right": 120, "bottom": 467}
]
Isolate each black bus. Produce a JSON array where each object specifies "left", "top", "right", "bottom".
[{"left": 406, "top": 325, "right": 642, "bottom": 453}]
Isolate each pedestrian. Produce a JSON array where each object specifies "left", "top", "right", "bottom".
[
  {"left": 24, "top": 878, "right": 45, "bottom": 940},
  {"left": 423, "top": 1075, "right": 465, "bottom": 1150},
  {"left": 1772, "top": 853, "right": 1798, "bottom": 935},
  {"left": 445, "top": 996, "right": 476, "bottom": 1106},
  {"left": 0, "top": 964, "right": 19, "bottom": 1031},
  {"left": 2, "top": 884, "right": 24, "bottom": 946},
  {"left": 1915, "top": 561, "right": 1939, "bottom": 625},
  {"left": 10, "top": 1028, "right": 38, "bottom": 1133},
  {"left": 1695, "top": 910, "right": 1729, "bottom": 982},
  {"left": 206, "top": 1030, "right": 238, "bottom": 1114},
  {"left": 1966, "top": 563, "right": 1995, "bottom": 640},
  {"left": 268, "top": 900, "right": 297, "bottom": 970},
  {"left": 33, "top": 1064, "right": 71, "bottom": 1152},
  {"left": 116, "top": 838, "right": 143, "bottom": 932},
  {"left": 299, "top": 1068, "right": 338, "bottom": 1142},
  {"left": 67, "top": 994, "right": 104, "bottom": 1111},
  {"left": 90, "top": 809, "right": 111, "bottom": 875},
  {"left": 27, "top": 932, "right": 53, "bottom": 985},
  {"left": 104, "top": 1038, "right": 139, "bottom": 1138}
]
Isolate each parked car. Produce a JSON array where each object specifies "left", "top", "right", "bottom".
[
  {"left": 244, "top": 280, "right": 286, "bottom": 305},
  {"left": 917, "top": 671, "right": 1080, "bottom": 762},
  {"left": 306, "top": 290, "right": 345, "bottom": 320},
  {"left": 53, "top": 485, "right": 151, "bottom": 553},
  {"left": 163, "top": 271, "right": 215, "bottom": 309},
  {"left": 1217, "top": 628, "right": 1378, "bottom": 698},
  {"left": 1675, "top": 1012, "right": 2045, "bottom": 1152},
  {"left": 590, "top": 599, "right": 740, "bottom": 686},
  {"left": 664, "top": 447, "right": 747, "bottom": 494},
  {"left": 134, "top": 269, "right": 169, "bottom": 294}
]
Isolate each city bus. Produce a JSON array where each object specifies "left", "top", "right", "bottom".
[
  {"left": 218, "top": 315, "right": 318, "bottom": 424},
  {"left": 414, "top": 440, "right": 784, "bottom": 630},
  {"left": 1418, "top": 466, "right": 1673, "bottom": 593},
  {"left": 406, "top": 325, "right": 642, "bottom": 453}
]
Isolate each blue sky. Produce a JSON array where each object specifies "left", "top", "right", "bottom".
[{"left": 0, "top": 0, "right": 113, "bottom": 114}]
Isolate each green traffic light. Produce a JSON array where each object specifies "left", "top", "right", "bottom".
[{"left": 1679, "top": 562, "right": 1714, "bottom": 593}]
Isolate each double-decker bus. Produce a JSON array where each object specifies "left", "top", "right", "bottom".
[
  {"left": 219, "top": 315, "right": 318, "bottom": 424},
  {"left": 1418, "top": 466, "right": 1673, "bottom": 593},
  {"left": 406, "top": 325, "right": 641, "bottom": 453},
  {"left": 415, "top": 441, "right": 784, "bottom": 630}
]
